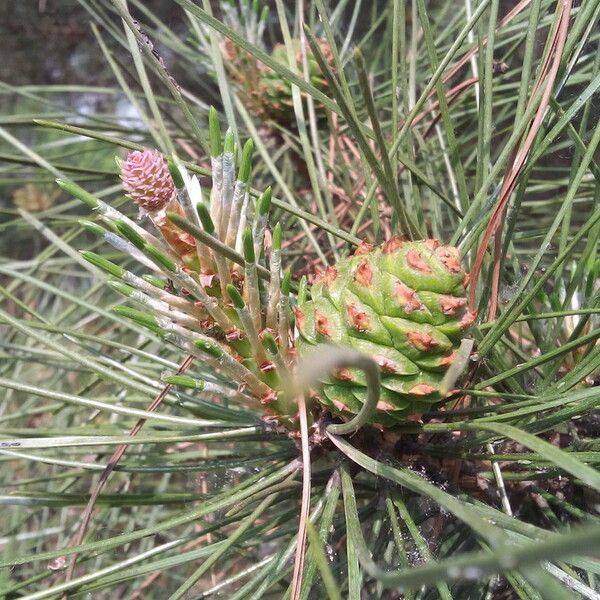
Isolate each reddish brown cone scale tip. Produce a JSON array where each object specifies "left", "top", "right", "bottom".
[
  {"left": 376, "top": 400, "right": 396, "bottom": 411},
  {"left": 374, "top": 355, "right": 398, "bottom": 374},
  {"left": 346, "top": 303, "right": 370, "bottom": 332},
  {"left": 314, "top": 266, "right": 338, "bottom": 286},
  {"left": 436, "top": 247, "right": 462, "bottom": 274},
  {"left": 293, "top": 307, "right": 306, "bottom": 331},
  {"left": 383, "top": 236, "right": 406, "bottom": 254},
  {"left": 312, "top": 266, "right": 325, "bottom": 284},
  {"left": 439, "top": 295, "right": 467, "bottom": 315},
  {"left": 424, "top": 238, "right": 441, "bottom": 251},
  {"left": 439, "top": 352, "right": 457, "bottom": 367},
  {"left": 408, "top": 384, "right": 438, "bottom": 396},
  {"left": 331, "top": 399, "right": 352, "bottom": 413},
  {"left": 354, "top": 261, "right": 374, "bottom": 287},
  {"left": 406, "top": 250, "right": 432, "bottom": 273},
  {"left": 334, "top": 368, "right": 353, "bottom": 381},
  {"left": 324, "top": 266, "right": 338, "bottom": 286},
  {"left": 354, "top": 241, "right": 375, "bottom": 256},
  {"left": 315, "top": 311, "right": 332, "bottom": 337},
  {"left": 407, "top": 330, "right": 439, "bottom": 352},
  {"left": 393, "top": 281, "right": 424, "bottom": 313},
  {"left": 459, "top": 310, "right": 478, "bottom": 329}
]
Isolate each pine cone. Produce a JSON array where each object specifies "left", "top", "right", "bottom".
[{"left": 295, "top": 238, "right": 476, "bottom": 425}]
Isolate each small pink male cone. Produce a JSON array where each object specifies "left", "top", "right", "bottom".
[{"left": 120, "top": 149, "right": 196, "bottom": 263}]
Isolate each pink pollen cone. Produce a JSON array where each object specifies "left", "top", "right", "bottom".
[
  {"left": 120, "top": 149, "right": 197, "bottom": 265},
  {"left": 120, "top": 149, "right": 175, "bottom": 212}
]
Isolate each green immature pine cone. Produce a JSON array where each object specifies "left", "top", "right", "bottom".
[
  {"left": 258, "top": 38, "right": 333, "bottom": 125},
  {"left": 223, "top": 36, "right": 333, "bottom": 127},
  {"left": 294, "top": 237, "right": 477, "bottom": 426},
  {"left": 222, "top": 37, "right": 265, "bottom": 117}
]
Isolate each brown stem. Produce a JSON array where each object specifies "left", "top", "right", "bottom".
[{"left": 61, "top": 355, "right": 194, "bottom": 591}]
